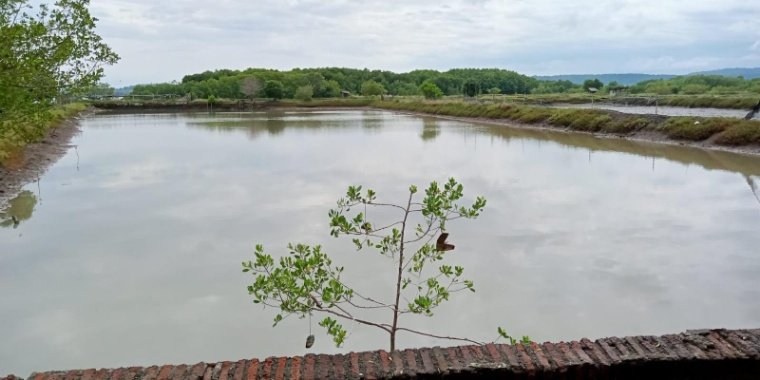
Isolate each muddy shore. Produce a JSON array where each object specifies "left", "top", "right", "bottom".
[{"left": 0, "top": 109, "right": 92, "bottom": 210}]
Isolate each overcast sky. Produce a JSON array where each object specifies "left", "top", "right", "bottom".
[{"left": 90, "top": 0, "right": 760, "bottom": 86}]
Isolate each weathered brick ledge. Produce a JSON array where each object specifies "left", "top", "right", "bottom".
[{"left": 4, "top": 329, "right": 760, "bottom": 380}]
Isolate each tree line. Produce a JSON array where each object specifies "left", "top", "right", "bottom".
[{"left": 130, "top": 68, "right": 540, "bottom": 100}]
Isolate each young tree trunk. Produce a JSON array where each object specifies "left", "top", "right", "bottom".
[{"left": 389, "top": 192, "right": 413, "bottom": 352}]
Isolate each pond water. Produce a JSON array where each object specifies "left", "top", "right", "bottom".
[
  {"left": 2, "top": 110, "right": 760, "bottom": 375},
  {"left": 551, "top": 103, "right": 759, "bottom": 119}
]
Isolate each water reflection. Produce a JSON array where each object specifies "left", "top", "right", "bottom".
[
  {"left": 747, "top": 176, "right": 760, "bottom": 206},
  {"left": 420, "top": 119, "right": 441, "bottom": 141},
  {"left": 0, "top": 190, "right": 37, "bottom": 229}
]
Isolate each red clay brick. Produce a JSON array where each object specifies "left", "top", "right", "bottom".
[
  {"left": 302, "top": 355, "right": 315, "bottom": 380},
  {"left": 417, "top": 348, "right": 434, "bottom": 375},
  {"left": 707, "top": 331, "right": 747, "bottom": 359},
  {"left": 349, "top": 352, "right": 361, "bottom": 379},
  {"left": 92, "top": 369, "right": 111, "bottom": 380},
  {"left": 377, "top": 350, "right": 391, "bottom": 376},
  {"left": 649, "top": 336, "right": 680, "bottom": 361},
  {"left": 514, "top": 344, "right": 537, "bottom": 376},
  {"left": 446, "top": 347, "right": 465, "bottom": 373},
  {"left": 109, "top": 368, "right": 123, "bottom": 380},
  {"left": 458, "top": 345, "right": 473, "bottom": 368},
  {"left": 188, "top": 363, "right": 207, "bottom": 380},
  {"left": 288, "top": 357, "right": 301, "bottom": 380},
  {"left": 527, "top": 343, "right": 553, "bottom": 372},
  {"left": 79, "top": 369, "right": 96, "bottom": 380},
  {"left": 541, "top": 342, "right": 566, "bottom": 370},
  {"left": 359, "top": 352, "right": 378, "bottom": 379},
  {"left": 596, "top": 339, "right": 623, "bottom": 364},
  {"left": 15, "top": 328, "right": 760, "bottom": 380},
  {"left": 390, "top": 350, "right": 404, "bottom": 376},
  {"left": 431, "top": 347, "right": 450, "bottom": 374},
  {"left": 720, "top": 330, "right": 760, "bottom": 359},
  {"left": 259, "top": 358, "right": 274, "bottom": 380},
  {"left": 468, "top": 344, "right": 486, "bottom": 362},
  {"left": 156, "top": 365, "right": 174, "bottom": 380},
  {"left": 482, "top": 344, "right": 502, "bottom": 364},
  {"left": 402, "top": 349, "right": 417, "bottom": 375},
  {"left": 680, "top": 335, "right": 715, "bottom": 360},
  {"left": 558, "top": 342, "right": 581, "bottom": 365},
  {"left": 232, "top": 361, "right": 246, "bottom": 380},
  {"left": 315, "top": 355, "right": 330, "bottom": 380},
  {"left": 170, "top": 365, "right": 188, "bottom": 380},
  {"left": 570, "top": 341, "right": 595, "bottom": 367},
  {"left": 217, "top": 362, "right": 232, "bottom": 380},
  {"left": 245, "top": 360, "right": 259, "bottom": 380},
  {"left": 272, "top": 357, "right": 286, "bottom": 380},
  {"left": 327, "top": 354, "right": 342, "bottom": 380},
  {"left": 62, "top": 370, "right": 81, "bottom": 380},
  {"left": 613, "top": 337, "right": 638, "bottom": 360},
  {"left": 578, "top": 339, "right": 609, "bottom": 367},
  {"left": 623, "top": 336, "right": 650, "bottom": 358},
  {"left": 662, "top": 334, "right": 696, "bottom": 360},
  {"left": 498, "top": 344, "right": 523, "bottom": 372}
]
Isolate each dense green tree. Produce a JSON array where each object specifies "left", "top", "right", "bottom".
[
  {"left": 130, "top": 68, "right": 547, "bottom": 100},
  {"left": 294, "top": 85, "right": 314, "bottom": 101},
  {"left": 487, "top": 87, "right": 501, "bottom": 100},
  {"left": 240, "top": 76, "right": 263, "bottom": 100},
  {"left": 320, "top": 80, "right": 342, "bottom": 98},
  {"left": 264, "top": 80, "right": 285, "bottom": 99},
  {"left": 463, "top": 80, "right": 480, "bottom": 97},
  {"left": 420, "top": 80, "right": 444, "bottom": 99},
  {"left": 361, "top": 80, "right": 385, "bottom": 96},
  {"left": 582, "top": 79, "right": 604, "bottom": 92}
]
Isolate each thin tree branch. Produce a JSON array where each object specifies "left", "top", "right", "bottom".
[{"left": 395, "top": 327, "right": 484, "bottom": 345}]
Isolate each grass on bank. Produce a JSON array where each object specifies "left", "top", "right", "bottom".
[
  {"left": 0, "top": 103, "right": 87, "bottom": 164},
  {"left": 371, "top": 100, "right": 760, "bottom": 146},
  {"left": 485, "top": 93, "right": 760, "bottom": 110}
]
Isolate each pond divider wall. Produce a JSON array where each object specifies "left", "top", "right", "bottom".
[{"left": 4, "top": 328, "right": 760, "bottom": 379}]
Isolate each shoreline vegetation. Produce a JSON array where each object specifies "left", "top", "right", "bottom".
[
  {"left": 0, "top": 104, "right": 90, "bottom": 210},
  {"left": 93, "top": 98, "right": 760, "bottom": 154},
  {"left": 0, "top": 102, "right": 88, "bottom": 163}
]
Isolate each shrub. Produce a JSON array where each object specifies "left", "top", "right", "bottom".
[
  {"left": 661, "top": 117, "right": 728, "bottom": 141},
  {"left": 294, "top": 85, "right": 314, "bottom": 101},
  {"left": 602, "top": 117, "right": 651, "bottom": 134},
  {"left": 715, "top": 122, "right": 760, "bottom": 145}
]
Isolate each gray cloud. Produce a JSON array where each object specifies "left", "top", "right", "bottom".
[{"left": 89, "top": 0, "right": 760, "bottom": 85}]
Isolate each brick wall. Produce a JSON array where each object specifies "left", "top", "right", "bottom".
[{"left": 3, "top": 328, "right": 760, "bottom": 380}]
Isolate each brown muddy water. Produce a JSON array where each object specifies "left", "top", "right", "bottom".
[{"left": 1, "top": 110, "right": 759, "bottom": 375}]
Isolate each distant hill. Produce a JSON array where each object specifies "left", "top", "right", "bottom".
[
  {"left": 534, "top": 74, "right": 676, "bottom": 86},
  {"left": 688, "top": 67, "right": 760, "bottom": 79},
  {"left": 536, "top": 67, "right": 760, "bottom": 85}
]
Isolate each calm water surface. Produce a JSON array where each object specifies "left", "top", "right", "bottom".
[{"left": 2, "top": 110, "right": 760, "bottom": 375}]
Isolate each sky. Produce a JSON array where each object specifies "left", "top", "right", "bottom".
[{"left": 88, "top": 0, "right": 760, "bottom": 86}]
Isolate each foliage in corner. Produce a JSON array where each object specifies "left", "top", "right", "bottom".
[{"left": 0, "top": 0, "right": 119, "bottom": 159}]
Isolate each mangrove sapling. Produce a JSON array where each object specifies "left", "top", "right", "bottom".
[{"left": 243, "top": 178, "right": 527, "bottom": 351}]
